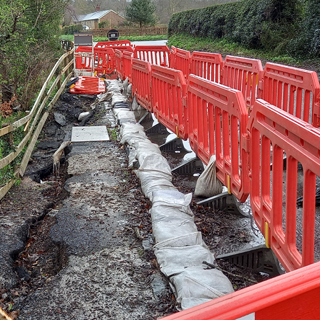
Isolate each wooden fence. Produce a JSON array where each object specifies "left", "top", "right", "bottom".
[
  {"left": 91, "top": 26, "right": 168, "bottom": 37},
  {"left": 0, "top": 47, "right": 74, "bottom": 200}
]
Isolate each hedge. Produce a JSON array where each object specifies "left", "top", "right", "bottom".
[{"left": 168, "top": 0, "right": 305, "bottom": 54}]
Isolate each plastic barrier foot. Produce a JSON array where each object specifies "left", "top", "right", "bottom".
[
  {"left": 138, "top": 111, "right": 152, "bottom": 127},
  {"left": 196, "top": 191, "right": 249, "bottom": 217},
  {"left": 216, "top": 244, "right": 285, "bottom": 278},
  {"left": 145, "top": 122, "right": 168, "bottom": 135},
  {"left": 160, "top": 137, "right": 190, "bottom": 154},
  {"left": 172, "top": 157, "right": 204, "bottom": 175}
]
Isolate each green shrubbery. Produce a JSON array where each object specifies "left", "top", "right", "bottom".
[
  {"left": 62, "top": 24, "right": 83, "bottom": 35},
  {"left": 168, "top": 0, "right": 320, "bottom": 58}
]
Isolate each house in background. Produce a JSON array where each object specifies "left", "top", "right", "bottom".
[{"left": 74, "top": 5, "right": 126, "bottom": 30}]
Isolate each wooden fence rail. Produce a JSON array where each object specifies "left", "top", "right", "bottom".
[{"left": 0, "top": 47, "right": 74, "bottom": 200}]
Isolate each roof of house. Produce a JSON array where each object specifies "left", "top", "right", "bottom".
[{"left": 77, "top": 10, "right": 123, "bottom": 22}]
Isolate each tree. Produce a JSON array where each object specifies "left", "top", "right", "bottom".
[
  {"left": 125, "top": 0, "right": 156, "bottom": 28},
  {"left": 0, "top": 0, "right": 67, "bottom": 109}
]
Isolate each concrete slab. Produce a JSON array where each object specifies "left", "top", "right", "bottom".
[{"left": 71, "top": 126, "right": 109, "bottom": 142}]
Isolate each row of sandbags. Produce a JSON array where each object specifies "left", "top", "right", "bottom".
[{"left": 108, "top": 80, "right": 234, "bottom": 310}]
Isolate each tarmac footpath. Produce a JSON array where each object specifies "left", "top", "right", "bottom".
[{"left": 0, "top": 82, "right": 174, "bottom": 320}]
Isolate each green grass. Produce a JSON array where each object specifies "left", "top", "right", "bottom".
[
  {"left": 167, "top": 33, "right": 303, "bottom": 66},
  {"left": 0, "top": 126, "right": 26, "bottom": 187},
  {"left": 60, "top": 34, "right": 167, "bottom": 42},
  {"left": 0, "top": 111, "right": 27, "bottom": 127}
]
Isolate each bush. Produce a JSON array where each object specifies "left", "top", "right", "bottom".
[
  {"left": 98, "top": 21, "right": 109, "bottom": 29},
  {"left": 288, "top": 0, "right": 320, "bottom": 58}
]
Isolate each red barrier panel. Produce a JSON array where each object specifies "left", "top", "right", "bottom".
[
  {"left": 190, "top": 51, "right": 223, "bottom": 83},
  {"left": 69, "top": 76, "right": 105, "bottom": 94},
  {"left": 151, "top": 65, "right": 188, "bottom": 139},
  {"left": 132, "top": 58, "right": 152, "bottom": 111},
  {"left": 262, "top": 62, "right": 320, "bottom": 126},
  {"left": 95, "top": 40, "right": 132, "bottom": 48},
  {"left": 114, "top": 49, "right": 123, "bottom": 79},
  {"left": 94, "top": 47, "right": 116, "bottom": 78},
  {"left": 122, "top": 50, "right": 133, "bottom": 82},
  {"left": 169, "top": 46, "right": 191, "bottom": 79},
  {"left": 188, "top": 75, "right": 250, "bottom": 202},
  {"left": 134, "top": 45, "right": 170, "bottom": 67},
  {"left": 248, "top": 99, "right": 320, "bottom": 271},
  {"left": 75, "top": 46, "right": 93, "bottom": 71},
  {"left": 160, "top": 260, "right": 320, "bottom": 320},
  {"left": 222, "top": 55, "right": 264, "bottom": 112}
]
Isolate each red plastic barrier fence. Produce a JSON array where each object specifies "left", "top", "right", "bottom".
[
  {"left": 95, "top": 40, "right": 132, "bottom": 48},
  {"left": 75, "top": 46, "right": 93, "bottom": 71},
  {"left": 151, "top": 65, "right": 188, "bottom": 139},
  {"left": 69, "top": 76, "right": 105, "bottom": 95},
  {"left": 261, "top": 62, "right": 320, "bottom": 126},
  {"left": 222, "top": 55, "right": 264, "bottom": 112},
  {"left": 190, "top": 51, "right": 223, "bottom": 83},
  {"left": 170, "top": 46, "right": 191, "bottom": 79},
  {"left": 132, "top": 58, "right": 152, "bottom": 112},
  {"left": 94, "top": 47, "right": 117, "bottom": 78},
  {"left": 160, "top": 260, "right": 320, "bottom": 320},
  {"left": 114, "top": 49, "right": 123, "bottom": 80},
  {"left": 188, "top": 75, "right": 250, "bottom": 202},
  {"left": 134, "top": 45, "right": 170, "bottom": 67},
  {"left": 122, "top": 50, "right": 133, "bottom": 82},
  {"left": 248, "top": 99, "right": 320, "bottom": 271}
]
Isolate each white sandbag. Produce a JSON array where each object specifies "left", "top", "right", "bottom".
[
  {"left": 154, "top": 232, "right": 203, "bottom": 249},
  {"left": 127, "top": 146, "right": 137, "bottom": 168},
  {"left": 127, "top": 83, "right": 132, "bottom": 98},
  {"left": 121, "top": 132, "right": 147, "bottom": 145},
  {"left": 114, "top": 109, "right": 136, "bottom": 123},
  {"left": 170, "top": 266, "right": 234, "bottom": 310},
  {"left": 135, "top": 170, "right": 175, "bottom": 199},
  {"left": 152, "top": 190, "right": 193, "bottom": 215},
  {"left": 106, "top": 80, "right": 122, "bottom": 93},
  {"left": 155, "top": 246, "right": 215, "bottom": 277},
  {"left": 112, "top": 92, "right": 126, "bottom": 106},
  {"left": 194, "top": 155, "right": 223, "bottom": 197},
  {"left": 152, "top": 217, "right": 198, "bottom": 243},
  {"left": 131, "top": 97, "right": 139, "bottom": 111},
  {"left": 136, "top": 153, "right": 171, "bottom": 175},
  {"left": 123, "top": 77, "right": 129, "bottom": 96},
  {"left": 120, "top": 123, "right": 147, "bottom": 145}
]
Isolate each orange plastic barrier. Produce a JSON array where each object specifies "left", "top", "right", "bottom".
[
  {"left": 248, "top": 99, "right": 320, "bottom": 271},
  {"left": 95, "top": 40, "right": 132, "bottom": 48},
  {"left": 170, "top": 46, "right": 191, "bottom": 79},
  {"left": 69, "top": 76, "right": 105, "bottom": 94},
  {"left": 114, "top": 49, "right": 123, "bottom": 79},
  {"left": 160, "top": 260, "right": 320, "bottom": 320},
  {"left": 261, "top": 62, "right": 320, "bottom": 126},
  {"left": 222, "top": 55, "right": 264, "bottom": 112},
  {"left": 134, "top": 45, "right": 170, "bottom": 67},
  {"left": 190, "top": 51, "right": 223, "bottom": 83},
  {"left": 151, "top": 65, "right": 188, "bottom": 139},
  {"left": 75, "top": 46, "right": 93, "bottom": 71},
  {"left": 132, "top": 58, "right": 152, "bottom": 111},
  {"left": 94, "top": 47, "right": 116, "bottom": 78},
  {"left": 188, "top": 75, "right": 250, "bottom": 202},
  {"left": 122, "top": 50, "right": 133, "bottom": 82}
]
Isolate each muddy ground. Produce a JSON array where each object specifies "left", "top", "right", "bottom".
[{"left": 0, "top": 88, "right": 267, "bottom": 319}]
